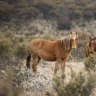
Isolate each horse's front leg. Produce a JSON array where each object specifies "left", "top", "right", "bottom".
[
  {"left": 61, "top": 60, "right": 66, "bottom": 79},
  {"left": 54, "top": 60, "right": 60, "bottom": 75}
]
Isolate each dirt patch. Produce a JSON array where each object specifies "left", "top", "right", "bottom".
[{"left": 22, "top": 61, "right": 85, "bottom": 96}]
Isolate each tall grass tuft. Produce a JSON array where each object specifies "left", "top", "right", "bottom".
[
  {"left": 84, "top": 54, "right": 96, "bottom": 72},
  {"left": 52, "top": 54, "right": 96, "bottom": 96},
  {"left": 0, "top": 66, "right": 24, "bottom": 96}
]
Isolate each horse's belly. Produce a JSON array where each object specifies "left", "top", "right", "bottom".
[
  {"left": 38, "top": 52, "right": 56, "bottom": 61},
  {"left": 43, "top": 57, "right": 56, "bottom": 61}
]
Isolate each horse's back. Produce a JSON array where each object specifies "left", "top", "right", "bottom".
[
  {"left": 29, "top": 38, "right": 57, "bottom": 48},
  {"left": 28, "top": 39, "right": 44, "bottom": 53},
  {"left": 28, "top": 38, "right": 58, "bottom": 54}
]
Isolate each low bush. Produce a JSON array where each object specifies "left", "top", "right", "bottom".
[
  {"left": 83, "top": 11, "right": 93, "bottom": 21},
  {"left": 57, "top": 18, "right": 72, "bottom": 30},
  {"left": 53, "top": 72, "right": 96, "bottom": 96},
  {"left": 84, "top": 54, "right": 96, "bottom": 71},
  {"left": 0, "top": 66, "right": 24, "bottom": 96},
  {"left": 0, "top": 34, "right": 13, "bottom": 57},
  {"left": 14, "top": 42, "right": 27, "bottom": 59},
  {"left": 69, "top": 10, "right": 82, "bottom": 20},
  {"left": 52, "top": 54, "right": 96, "bottom": 96}
]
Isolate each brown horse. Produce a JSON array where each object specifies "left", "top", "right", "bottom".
[
  {"left": 26, "top": 32, "right": 78, "bottom": 76},
  {"left": 86, "top": 37, "right": 96, "bottom": 57}
]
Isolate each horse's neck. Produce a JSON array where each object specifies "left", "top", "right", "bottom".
[
  {"left": 57, "top": 39, "right": 72, "bottom": 59},
  {"left": 63, "top": 38, "right": 72, "bottom": 51}
]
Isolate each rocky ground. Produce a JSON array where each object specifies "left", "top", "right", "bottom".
[
  {"left": 21, "top": 60, "right": 85, "bottom": 96},
  {"left": 0, "top": 57, "right": 96, "bottom": 96}
]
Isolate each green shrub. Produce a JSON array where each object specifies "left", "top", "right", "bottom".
[
  {"left": 83, "top": 10, "right": 93, "bottom": 21},
  {"left": 57, "top": 18, "right": 72, "bottom": 30},
  {"left": 0, "top": 66, "right": 24, "bottom": 96},
  {"left": 53, "top": 72, "right": 96, "bottom": 96},
  {"left": 0, "top": 34, "right": 13, "bottom": 57},
  {"left": 71, "top": 40, "right": 85, "bottom": 60},
  {"left": 69, "top": 10, "right": 82, "bottom": 20},
  {"left": 84, "top": 54, "right": 96, "bottom": 72},
  {"left": 14, "top": 42, "right": 27, "bottom": 58}
]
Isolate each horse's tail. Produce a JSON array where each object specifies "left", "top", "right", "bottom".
[{"left": 26, "top": 53, "right": 31, "bottom": 69}]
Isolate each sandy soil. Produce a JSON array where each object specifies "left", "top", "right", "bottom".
[{"left": 22, "top": 60, "right": 86, "bottom": 96}]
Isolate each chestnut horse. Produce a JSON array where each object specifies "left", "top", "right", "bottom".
[
  {"left": 86, "top": 37, "right": 96, "bottom": 57},
  {"left": 26, "top": 32, "right": 78, "bottom": 76}
]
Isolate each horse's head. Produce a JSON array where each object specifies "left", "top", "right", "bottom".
[{"left": 69, "top": 31, "right": 78, "bottom": 49}]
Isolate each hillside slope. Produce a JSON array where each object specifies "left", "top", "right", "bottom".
[{"left": 0, "top": 0, "right": 96, "bottom": 30}]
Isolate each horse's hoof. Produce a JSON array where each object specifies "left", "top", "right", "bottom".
[
  {"left": 33, "top": 70, "right": 37, "bottom": 73},
  {"left": 32, "top": 68, "right": 37, "bottom": 72}
]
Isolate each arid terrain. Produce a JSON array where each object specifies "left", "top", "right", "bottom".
[
  {"left": 0, "top": 0, "right": 96, "bottom": 96},
  {"left": 19, "top": 60, "right": 95, "bottom": 96},
  {"left": 22, "top": 61, "right": 85, "bottom": 96},
  {"left": 0, "top": 19, "right": 96, "bottom": 96}
]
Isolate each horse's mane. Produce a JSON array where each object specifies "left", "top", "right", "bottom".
[{"left": 60, "top": 35, "right": 70, "bottom": 50}]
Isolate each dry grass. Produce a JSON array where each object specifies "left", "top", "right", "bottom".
[
  {"left": 84, "top": 54, "right": 96, "bottom": 72},
  {"left": 52, "top": 54, "right": 96, "bottom": 96},
  {"left": 0, "top": 66, "right": 24, "bottom": 96},
  {"left": 53, "top": 72, "right": 96, "bottom": 96}
]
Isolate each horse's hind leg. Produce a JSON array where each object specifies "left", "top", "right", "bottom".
[
  {"left": 32, "top": 55, "right": 41, "bottom": 72},
  {"left": 61, "top": 63, "right": 65, "bottom": 79},
  {"left": 26, "top": 54, "right": 31, "bottom": 69}
]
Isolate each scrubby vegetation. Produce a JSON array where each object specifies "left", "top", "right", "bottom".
[
  {"left": 0, "top": 64, "right": 24, "bottom": 96},
  {"left": 0, "top": 33, "right": 27, "bottom": 96},
  {"left": 53, "top": 72, "right": 96, "bottom": 96},
  {"left": 0, "top": 33, "right": 27, "bottom": 59},
  {"left": 84, "top": 54, "right": 96, "bottom": 72},
  {"left": 52, "top": 54, "right": 96, "bottom": 96},
  {"left": 0, "top": 0, "right": 96, "bottom": 30},
  {"left": 0, "top": 69, "right": 24, "bottom": 96},
  {"left": 0, "top": 0, "right": 96, "bottom": 96}
]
